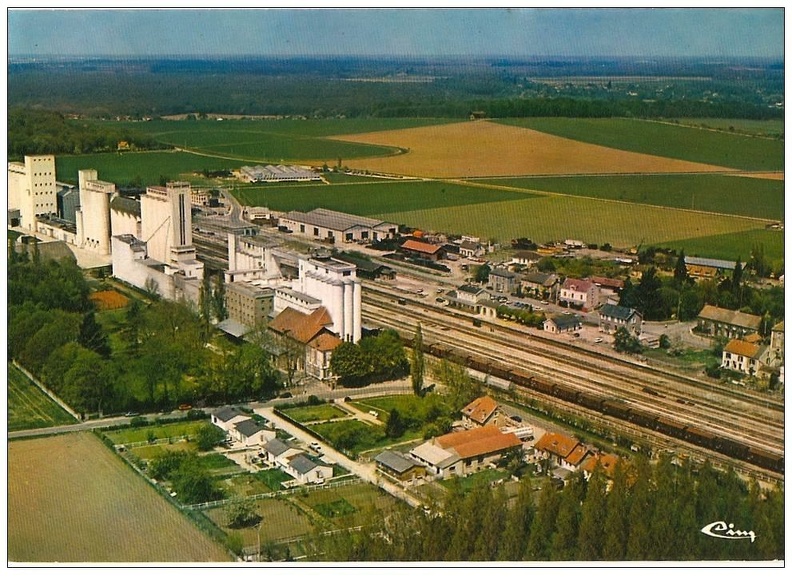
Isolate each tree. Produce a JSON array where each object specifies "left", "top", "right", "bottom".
[
  {"left": 731, "top": 257, "right": 744, "bottom": 306},
  {"left": 385, "top": 408, "right": 405, "bottom": 438},
  {"left": 211, "top": 274, "right": 228, "bottom": 322},
  {"left": 62, "top": 349, "right": 112, "bottom": 415},
  {"left": 614, "top": 326, "right": 642, "bottom": 354},
  {"left": 673, "top": 250, "right": 688, "bottom": 287},
  {"left": 473, "top": 263, "right": 491, "bottom": 283},
  {"left": 576, "top": 465, "right": 607, "bottom": 560},
  {"left": 78, "top": 310, "right": 111, "bottom": 358},
  {"left": 411, "top": 322, "right": 425, "bottom": 396},
  {"left": 196, "top": 423, "right": 227, "bottom": 451},
  {"left": 226, "top": 497, "right": 260, "bottom": 529}
]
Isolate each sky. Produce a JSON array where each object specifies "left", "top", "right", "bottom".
[{"left": 5, "top": 6, "right": 786, "bottom": 60}]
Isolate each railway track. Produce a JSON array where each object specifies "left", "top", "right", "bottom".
[{"left": 361, "top": 284, "right": 784, "bottom": 476}]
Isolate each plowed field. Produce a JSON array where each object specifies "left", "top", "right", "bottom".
[
  {"left": 330, "top": 120, "right": 733, "bottom": 178},
  {"left": 8, "top": 432, "right": 231, "bottom": 563}
]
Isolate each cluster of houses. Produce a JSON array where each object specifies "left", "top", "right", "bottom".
[
  {"left": 374, "top": 395, "right": 618, "bottom": 486},
  {"left": 210, "top": 406, "right": 334, "bottom": 485}
]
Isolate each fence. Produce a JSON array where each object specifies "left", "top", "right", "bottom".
[
  {"left": 12, "top": 360, "right": 81, "bottom": 421},
  {"left": 185, "top": 476, "right": 362, "bottom": 511}
]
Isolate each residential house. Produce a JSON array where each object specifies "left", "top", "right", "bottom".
[
  {"left": 591, "top": 276, "right": 624, "bottom": 294},
  {"left": 409, "top": 425, "right": 521, "bottom": 480},
  {"left": 696, "top": 305, "right": 761, "bottom": 339},
  {"left": 559, "top": 278, "right": 600, "bottom": 311},
  {"left": 211, "top": 407, "right": 250, "bottom": 433},
  {"left": 534, "top": 431, "right": 591, "bottom": 471},
  {"left": 580, "top": 453, "right": 620, "bottom": 480},
  {"left": 512, "top": 250, "right": 543, "bottom": 268},
  {"left": 374, "top": 450, "right": 427, "bottom": 482},
  {"left": 721, "top": 339, "right": 768, "bottom": 376},
  {"left": 460, "top": 396, "right": 501, "bottom": 429},
  {"left": 262, "top": 438, "right": 303, "bottom": 466},
  {"left": 599, "top": 304, "right": 643, "bottom": 336},
  {"left": 543, "top": 314, "right": 582, "bottom": 334},
  {"left": 446, "top": 284, "right": 491, "bottom": 313},
  {"left": 488, "top": 268, "right": 519, "bottom": 295},
  {"left": 229, "top": 419, "right": 276, "bottom": 448},
  {"left": 268, "top": 306, "right": 343, "bottom": 380},
  {"left": 770, "top": 321, "right": 784, "bottom": 366},
  {"left": 520, "top": 272, "right": 559, "bottom": 301},
  {"left": 459, "top": 239, "right": 485, "bottom": 259},
  {"left": 288, "top": 454, "right": 333, "bottom": 485}
]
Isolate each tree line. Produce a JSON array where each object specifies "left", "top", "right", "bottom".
[{"left": 317, "top": 455, "right": 784, "bottom": 562}]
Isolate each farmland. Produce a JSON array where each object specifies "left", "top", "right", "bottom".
[
  {"left": 472, "top": 174, "right": 784, "bottom": 221},
  {"left": 8, "top": 363, "right": 78, "bottom": 432},
  {"left": 657, "top": 228, "right": 785, "bottom": 265},
  {"left": 7, "top": 432, "right": 231, "bottom": 562},
  {"left": 499, "top": 118, "right": 784, "bottom": 171},
  {"left": 234, "top": 178, "right": 540, "bottom": 215},
  {"left": 330, "top": 120, "right": 732, "bottom": 178}
]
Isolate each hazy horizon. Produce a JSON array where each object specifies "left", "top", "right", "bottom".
[{"left": 7, "top": 8, "right": 784, "bottom": 60}]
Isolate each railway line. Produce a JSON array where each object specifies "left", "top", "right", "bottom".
[{"left": 361, "top": 284, "right": 784, "bottom": 476}]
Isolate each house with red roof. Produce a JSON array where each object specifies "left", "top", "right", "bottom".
[
  {"left": 721, "top": 338, "right": 768, "bottom": 376},
  {"left": 559, "top": 278, "right": 600, "bottom": 311},
  {"left": 269, "top": 306, "right": 343, "bottom": 380},
  {"left": 400, "top": 239, "right": 445, "bottom": 261},
  {"left": 534, "top": 431, "right": 591, "bottom": 471},
  {"left": 460, "top": 396, "right": 502, "bottom": 429}
]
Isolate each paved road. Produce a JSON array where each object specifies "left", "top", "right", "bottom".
[
  {"left": 253, "top": 406, "right": 424, "bottom": 509},
  {"left": 8, "top": 414, "right": 158, "bottom": 440}
]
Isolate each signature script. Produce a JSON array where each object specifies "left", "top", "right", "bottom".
[{"left": 700, "top": 521, "right": 756, "bottom": 543}]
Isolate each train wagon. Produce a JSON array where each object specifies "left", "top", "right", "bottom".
[
  {"left": 657, "top": 416, "right": 689, "bottom": 440},
  {"left": 686, "top": 426, "right": 718, "bottom": 449},
  {"left": 602, "top": 400, "right": 632, "bottom": 422}
]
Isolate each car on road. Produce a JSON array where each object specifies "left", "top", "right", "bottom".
[
  {"left": 124, "top": 411, "right": 140, "bottom": 417},
  {"left": 541, "top": 300, "right": 549, "bottom": 305},
  {"left": 309, "top": 442, "right": 321, "bottom": 452},
  {"left": 594, "top": 337, "right": 603, "bottom": 343}
]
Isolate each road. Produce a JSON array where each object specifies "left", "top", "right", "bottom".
[{"left": 253, "top": 406, "right": 424, "bottom": 509}]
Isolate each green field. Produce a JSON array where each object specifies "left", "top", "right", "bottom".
[
  {"left": 473, "top": 174, "right": 784, "bottom": 221},
  {"left": 380, "top": 196, "right": 770, "bottom": 256},
  {"left": 8, "top": 363, "right": 78, "bottom": 431},
  {"left": 283, "top": 403, "right": 350, "bottom": 423},
  {"left": 657, "top": 228, "right": 785, "bottom": 266},
  {"left": 235, "top": 178, "right": 540, "bottom": 215},
  {"left": 104, "top": 419, "right": 211, "bottom": 445},
  {"left": 499, "top": 117, "right": 784, "bottom": 170},
  {"left": 673, "top": 118, "right": 784, "bottom": 136}
]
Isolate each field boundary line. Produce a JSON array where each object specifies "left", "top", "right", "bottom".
[{"left": 11, "top": 361, "right": 81, "bottom": 422}]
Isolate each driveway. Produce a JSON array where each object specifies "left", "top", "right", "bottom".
[{"left": 253, "top": 407, "right": 423, "bottom": 509}]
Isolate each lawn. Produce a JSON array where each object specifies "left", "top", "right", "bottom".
[
  {"left": 204, "top": 497, "right": 316, "bottom": 545},
  {"left": 234, "top": 178, "right": 540, "bottom": 215},
  {"left": 302, "top": 482, "right": 400, "bottom": 529},
  {"left": 472, "top": 174, "right": 784, "bottom": 221},
  {"left": 8, "top": 432, "right": 231, "bottom": 562},
  {"left": 672, "top": 118, "right": 784, "bottom": 137},
  {"left": 130, "top": 441, "right": 196, "bottom": 460},
  {"left": 103, "top": 419, "right": 212, "bottom": 445},
  {"left": 8, "top": 363, "right": 78, "bottom": 432},
  {"left": 440, "top": 469, "right": 513, "bottom": 493},
  {"left": 220, "top": 474, "right": 275, "bottom": 498},
  {"left": 282, "top": 403, "right": 350, "bottom": 423},
  {"left": 499, "top": 117, "right": 784, "bottom": 171}
]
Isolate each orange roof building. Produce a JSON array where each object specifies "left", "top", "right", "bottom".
[
  {"left": 269, "top": 306, "right": 341, "bottom": 380},
  {"left": 400, "top": 239, "right": 444, "bottom": 260},
  {"left": 460, "top": 396, "right": 500, "bottom": 427},
  {"left": 580, "top": 453, "right": 620, "bottom": 479},
  {"left": 535, "top": 431, "right": 591, "bottom": 469}
]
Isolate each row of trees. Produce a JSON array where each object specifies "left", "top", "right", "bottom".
[{"left": 318, "top": 456, "right": 784, "bottom": 562}]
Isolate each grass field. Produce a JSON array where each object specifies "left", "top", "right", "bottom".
[
  {"left": 331, "top": 120, "right": 731, "bottom": 178},
  {"left": 284, "top": 403, "right": 350, "bottom": 423},
  {"left": 204, "top": 496, "right": 315, "bottom": 545},
  {"left": 8, "top": 432, "right": 231, "bottom": 562},
  {"left": 302, "top": 482, "right": 399, "bottom": 529},
  {"left": 472, "top": 174, "right": 784, "bottom": 221},
  {"left": 104, "top": 420, "right": 211, "bottom": 445},
  {"left": 672, "top": 118, "right": 784, "bottom": 137},
  {"left": 657, "top": 228, "right": 785, "bottom": 265},
  {"left": 234, "top": 178, "right": 539, "bottom": 215},
  {"left": 8, "top": 363, "right": 78, "bottom": 432},
  {"left": 500, "top": 118, "right": 784, "bottom": 171}
]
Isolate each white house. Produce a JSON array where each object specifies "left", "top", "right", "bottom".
[
  {"left": 229, "top": 419, "right": 276, "bottom": 448},
  {"left": 211, "top": 406, "right": 250, "bottom": 433},
  {"left": 287, "top": 454, "right": 333, "bottom": 484}
]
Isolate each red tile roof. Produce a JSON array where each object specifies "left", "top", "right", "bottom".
[
  {"left": 401, "top": 239, "right": 442, "bottom": 255},
  {"left": 724, "top": 338, "right": 763, "bottom": 359},
  {"left": 591, "top": 276, "right": 624, "bottom": 290},
  {"left": 581, "top": 453, "right": 620, "bottom": 477},
  {"left": 461, "top": 396, "right": 499, "bottom": 425},
  {"left": 561, "top": 278, "right": 595, "bottom": 292},
  {"left": 269, "top": 306, "right": 334, "bottom": 345},
  {"left": 435, "top": 425, "right": 520, "bottom": 460},
  {"left": 535, "top": 431, "right": 579, "bottom": 458}
]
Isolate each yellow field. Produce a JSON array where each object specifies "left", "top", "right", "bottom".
[
  {"left": 8, "top": 432, "right": 231, "bottom": 563},
  {"left": 330, "top": 120, "right": 732, "bottom": 178}
]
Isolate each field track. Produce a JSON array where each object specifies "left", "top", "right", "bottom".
[
  {"left": 330, "top": 120, "right": 734, "bottom": 178},
  {"left": 8, "top": 432, "right": 231, "bottom": 563}
]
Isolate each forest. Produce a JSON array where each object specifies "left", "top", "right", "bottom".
[
  {"left": 7, "top": 55, "right": 783, "bottom": 159},
  {"left": 316, "top": 455, "right": 785, "bottom": 561}
]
